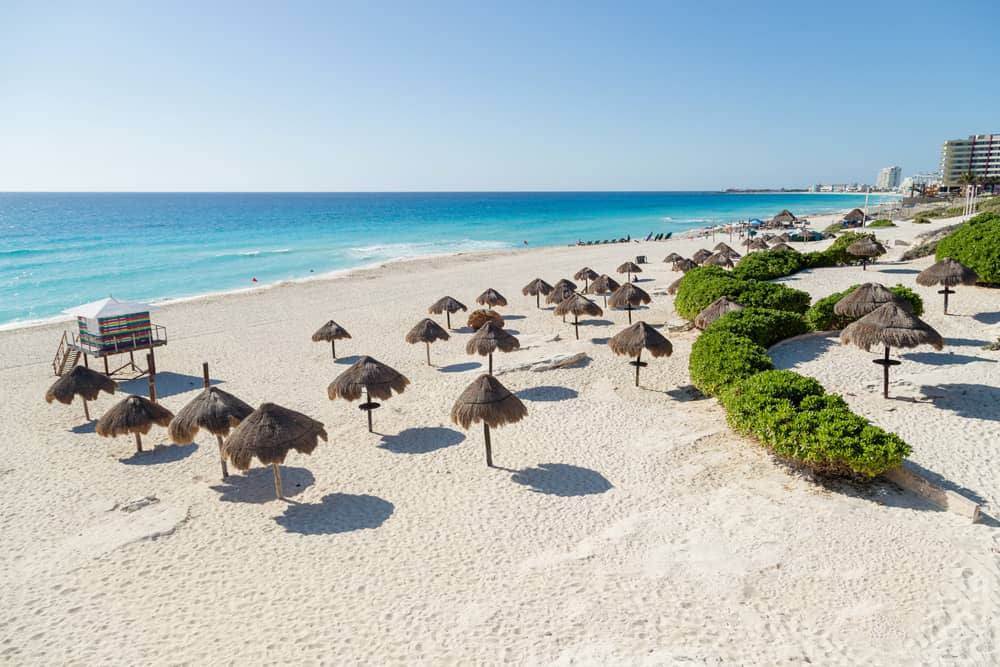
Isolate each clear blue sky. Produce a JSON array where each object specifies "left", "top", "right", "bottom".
[{"left": 2, "top": 1, "right": 996, "bottom": 191}]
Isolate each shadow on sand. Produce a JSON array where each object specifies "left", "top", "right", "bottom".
[
  {"left": 510, "top": 463, "right": 612, "bottom": 497},
  {"left": 119, "top": 443, "right": 198, "bottom": 465},
  {"left": 973, "top": 312, "right": 1000, "bottom": 325},
  {"left": 902, "top": 351, "right": 995, "bottom": 366},
  {"left": 334, "top": 355, "right": 364, "bottom": 365},
  {"left": 515, "top": 386, "right": 578, "bottom": 402},
  {"left": 919, "top": 383, "right": 1000, "bottom": 421},
  {"left": 275, "top": 493, "right": 394, "bottom": 534},
  {"left": 665, "top": 385, "right": 708, "bottom": 402},
  {"left": 121, "top": 372, "right": 221, "bottom": 400},
  {"left": 70, "top": 420, "right": 97, "bottom": 434},
  {"left": 379, "top": 426, "right": 465, "bottom": 454},
  {"left": 211, "top": 466, "right": 315, "bottom": 503},
  {"left": 438, "top": 362, "right": 481, "bottom": 373}
]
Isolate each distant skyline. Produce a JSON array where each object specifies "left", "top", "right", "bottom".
[{"left": 2, "top": 1, "right": 997, "bottom": 192}]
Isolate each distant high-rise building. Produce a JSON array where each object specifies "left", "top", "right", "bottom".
[
  {"left": 940, "top": 134, "right": 1000, "bottom": 190},
  {"left": 876, "top": 166, "right": 901, "bottom": 190}
]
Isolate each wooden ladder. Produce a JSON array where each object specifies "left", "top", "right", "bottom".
[{"left": 52, "top": 333, "right": 80, "bottom": 376}]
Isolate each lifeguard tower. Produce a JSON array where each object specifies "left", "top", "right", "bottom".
[{"left": 52, "top": 297, "right": 167, "bottom": 378}]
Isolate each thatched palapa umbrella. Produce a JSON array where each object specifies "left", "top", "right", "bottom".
[
  {"left": 429, "top": 296, "right": 467, "bottom": 329},
  {"left": 843, "top": 208, "right": 866, "bottom": 224},
  {"left": 703, "top": 252, "right": 734, "bottom": 269},
  {"left": 770, "top": 209, "right": 797, "bottom": 227},
  {"left": 169, "top": 386, "right": 253, "bottom": 479},
  {"left": 574, "top": 267, "right": 599, "bottom": 291},
  {"left": 916, "top": 258, "right": 979, "bottom": 314},
  {"left": 465, "top": 322, "right": 520, "bottom": 375},
  {"left": 522, "top": 278, "right": 553, "bottom": 309},
  {"left": 776, "top": 232, "right": 792, "bottom": 243},
  {"left": 692, "top": 248, "right": 713, "bottom": 265},
  {"left": 328, "top": 356, "right": 409, "bottom": 432},
  {"left": 747, "top": 238, "right": 769, "bottom": 252},
  {"left": 840, "top": 302, "right": 944, "bottom": 398},
  {"left": 663, "top": 252, "right": 683, "bottom": 264},
  {"left": 713, "top": 242, "right": 737, "bottom": 255},
  {"left": 608, "top": 282, "right": 651, "bottom": 324},
  {"left": 586, "top": 274, "right": 620, "bottom": 306},
  {"left": 405, "top": 318, "right": 451, "bottom": 365},
  {"left": 45, "top": 365, "right": 118, "bottom": 422},
  {"left": 554, "top": 293, "right": 604, "bottom": 339},
  {"left": 476, "top": 288, "right": 508, "bottom": 309},
  {"left": 667, "top": 276, "right": 684, "bottom": 295},
  {"left": 468, "top": 309, "right": 504, "bottom": 330},
  {"left": 769, "top": 242, "right": 796, "bottom": 252},
  {"left": 546, "top": 283, "right": 577, "bottom": 320},
  {"left": 617, "top": 261, "right": 642, "bottom": 283},
  {"left": 96, "top": 395, "right": 174, "bottom": 453},
  {"left": 608, "top": 321, "right": 672, "bottom": 387},
  {"left": 223, "top": 403, "right": 327, "bottom": 499},
  {"left": 673, "top": 258, "right": 698, "bottom": 273},
  {"left": 553, "top": 278, "right": 577, "bottom": 292},
  {"left": 451, "top": 374, "right": 527, "bottom": 468},
  {"left": 833, "top": 283, "right": 910, "bottom": 319},
  {"left": 312, "top": 320, "right": 351, "bottom": 359},
  {"left": 695, "top": 296, "right": 744, "bottom": 330},
  {"left": 847, "top": 238, "right": 886, "bottom": 270}
]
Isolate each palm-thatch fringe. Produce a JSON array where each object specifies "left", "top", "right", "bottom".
[
  {"left": 703, "top": 252, "right": 734, "bottom": 269},
  {"left": 168, "top": 387, "right": 253, "bottom": 444},
  {"left": 522, "top": 278, "right": 553, "bottom": 296},
  {"left": 667, "top": 276, "right": 684, "bottom": 295},
  {"left": 840, "top": 303, "right": 944, "bottom": 352},
  {"left": 663, "top": 252, "right": 683, "bottom": 264},
  {"left": 328, "top": 356, "right": 410, "bottom": 402},
  {"left": 311, "top": 320, "right": 351, "bottom": 342},
  {"left": 673, "top": 258, "right": 698, "bottom": 273},
  {"left": 46, "top": 366, "right": 118, "bottom": 421},
  {"left": 545, "top": 284, "right": 576, "bottom": 306},
  {"left": 916, "top": 258, "right": 979, "bottom": 288},
  {"left": 833, "top": 283, "right": 910, "bottom": 319},
  {"left": 476, "top": 288, "right": 508, "bottom": 308},
  {"left": 608, "top": 321, "right": 673, "bottom": 358},
  {"left": 768, "top": 242, "right": 796, "bottom": 252},
  {"left": 429, "top": 296, "right": 467, "bottom": 314},
  {"left": 223, "top": 402, "right": 327, "bottom": 470},
  {"left": 405, "top": 318, "right": 451, "bottom": 344},
  {"left": 554, "top": 293, "right": 604, "bottom": 339},
  {"left": 468, "top": 309, "right": 504, "bottom": 330},
  {"left": 451, "top": 374, "right": 528, "bottom": 430},
  {"left": 97, "top": 394, "right": 174, "bottom": 452},
  {"left": 574, "top": 267, "right": 599, "bottom": 284},
  {"left": 694, "top": 296, "right": 744, "bottom": 330},
  {"left": 692, "top": 248, "right": 713, "bottom": 265},
  {"left": 466, "top": 322, "right": 520, "bottom": 356}
]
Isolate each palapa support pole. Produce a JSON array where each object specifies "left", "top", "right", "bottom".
[
  {"left": 871, "top": 345, "right": 900, "bottom": 399},
  {"left": 147, "top": 353, "right": 157, "bottom": 403},
  {"left": 366, "top": 388, "right": 374, "bottom": 432},
  {"left": 216, "top": 435, "right": 229, "bottom": 479},
  {"left": 425, "top": 341, "right": 431, "bottom": 366},
  {"left": 635, "top": 349, "right": 642, "bottom": 387},
  {"left": 446, "top": 311, "right": 452, "bottom": 329},
  {"left": 627, "top": 304, "right": 633, "bottom": 324},
  {"left": 82, "top": 399, "right": 90, "bottom": 421},
  {"left": 202, "top": 362, "right": 210, "bottom": 388},
  {"left": 103, "top": 355, "right": 110, "bottom": 376},
  {"left": 536, "top": 293, "right": 541, "bottom": 309},
  {"left": 862, "top": 259, "right": 868, "bottom": 271},
  {"left": 488, "top": 352, "right": 493, "bottom": 376},
  {"left": 939, "top": 287, "right": 954, "bottom": 315},
  {"left": 272, "top": 463, "right": 284, "bottom": 499},
  {"left": 331, "top": 340, "right": 337, "bottom": 359},
  {"left": 135, "top": 432, "right": 143, "bottom": 453},
  {"left": 484, "top": 422, "right": 493, "bottom": 468},
  {"left": 574, "top": 314, "right": 580, "bottom": 340}
]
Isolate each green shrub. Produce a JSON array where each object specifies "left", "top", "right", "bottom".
[
  {"left": 935, "top": 212, "right": 1000, "bottom": 283},
  {"left": 705, "top": 307, "right": 810, "bottom": 348},
  {"left": 822, "top": 231, "right": 876, "bottom": 265},
  {"left": 689, "top": 330, "right": 774, "bottom": 396},
  {"left": 867, "top": 219, "right": 895, "bottom": 227},
  {"left": 674, "top": 266, "right": 811, "bottom": 319},
  {"left": 732, "top": 250, "right": 811, "bottom": 281},
  {"left": 912, "top": 216, "right": 931, "bottom": 224},
  {"left": 720, "top": 370, "right": 910, "bottom": 476},
  {"left": 804, "top": 284, "right": 923, "bottom": 330}
]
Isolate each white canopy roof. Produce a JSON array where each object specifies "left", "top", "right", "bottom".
[{"left": 63, "top": 296, "right": 156, "bottom": 319}]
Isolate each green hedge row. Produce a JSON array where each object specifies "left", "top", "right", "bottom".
[
  {"left": 804, "top": 284, "right": 924, "bottom": 331},
  {"left": 674, "top": 266, "right": 811, "bottom": 319},
  {"left": 936, "top": 212, "right": 1000, "bottom": 283},
  {"left": 728, "top": 232, "right": 879, "bottom": 282},
  {"left": 719, "top": 370, "right": 910, "bottom": 477}
]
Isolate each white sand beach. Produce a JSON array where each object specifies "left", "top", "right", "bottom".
[{"left": 2, "top": 213, "right": 999, "bottom": 664}]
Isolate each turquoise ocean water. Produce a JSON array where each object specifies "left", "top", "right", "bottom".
[{"left": 0, "top": 192, "right": 896, "bottom": 327}]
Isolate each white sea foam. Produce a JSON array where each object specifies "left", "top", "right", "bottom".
[{"left": 346, "top": 238, "right": 512, "bottom": 261}]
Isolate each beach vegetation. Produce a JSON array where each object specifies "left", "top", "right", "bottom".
[
  {"left": 703, "top": 307, "right": 809, "bottom": 348},
  {"left": 688, "top": 329, "right": 774, "bottom": 396},
  {"left": 674, "top": 266, "right": 811, "bottom": 320},
  {"left": 804, "top": 284, "right": 923, "bottom": 331},
  {"left": 867, "top": 219, "right": 895, "bottom": 227},
  {"left": 935, "top": 212, "right": 1000, "bottom": 283}
]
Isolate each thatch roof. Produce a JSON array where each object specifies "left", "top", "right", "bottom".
[
  {"left": 616, "top": 261, "right": 642, "bottom": 274},
  {"left": 663, "top": 252, "right": 683, "bottom": 263},
  {"left": 574, "top": 267, "right": 599, "bottom": 282},
  {"left": 476, "top": 288, "right": 508, "bottom": 307},
  {"left": 586, "top": 274, "right": 620, "bottom": 295},
  {"left": 522, "top": 278, "right": 553, "bottom": 296},
  {"left": 667, "top": 276, "right": 684, "bottom": 295},
  {"left": 429, "top": 296, "right": 467, "bottom": 315},
  {"left": 843, "top": 208, "right": 866, "bottom": 222},
  {"left": 96, "top": 395, "right": 174, "bottom": 438},
  {"left": 673, "top": 258, "right": 698, "bottom": 273},
  {"left": 168, "top": 387, "right": 254, "bottom": 444},
  {"left": 450, "top": 374, "right": 527, "bottom": 430},
  {"left": 223, "top": 402, "right": 327, "bottom": 470},
  {"left": 328, "top": 356, "right": 409, "bottom": 401},
  {"left": 468, "top": 309, "right": 504, "bottom": 330},
  {"left": 553, "top": 293, "right": 603, "bottom": 318},
  {"left": 776, "top": 233, "right": 792, "bottom": 243},
  {"left": 847, "top": 238, "right": 886, "bottom": 258},
  {"left": 465, "top": 322, "right": 520, "bottom": 356},
  {"left": 553, "top": 278, "right": 578, "bottom": 292},
  {"left": 608, "top": 321, "right": 672, "bottom": 358},
  {"left": 692, "top": 248, "right": 713, "bottom": 264},
  {"left": 405, "top": 318, "right": 451, "bottom": 344},
  {"left": 713, "top": 242, "right": 736, "bottom": 254},
  {"left": 703, "top": 252, "right": 734, "bottom": 269},
  {"left": 748, "top": 238, "right": 769, "bottom": 251},
  {"left": 694, "top": 296, "right": 744, "bottom": 330},
  {"left": 770, "top": 209, "right": 797, "bottom": 225},
  {"left": 608, "top": 282, "right": 651, "bottom": 308},
  {"left": 833, "top": 283, "right": 910, "bottom": 318},
  {"left": 916, "top": 258, "right": 979, "bottom": 288},
  {"left": 312, "top": 320, "right": 351, "bottom": 342},
  {"left": 545, "top": 284, "right": 576, "bottom": 305},
  {"left": 46, "top": 366, "right": 118, "bottom": 405},
  {"left": 769, "top": 242, "right": 796, "bottom": 252},
  {"left": 840, "top": 302, "right": 944, "bottom": 352}
]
